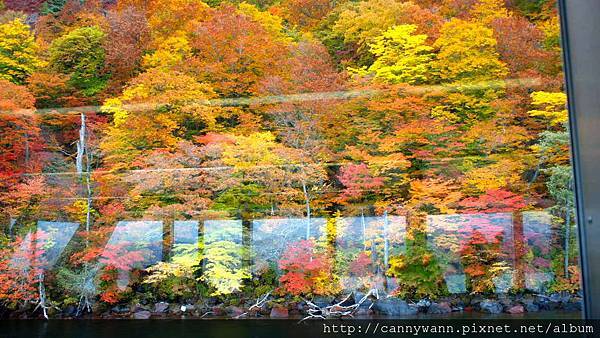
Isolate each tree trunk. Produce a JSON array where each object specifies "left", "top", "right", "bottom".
[
  {"left": 512, "top": 211, "right": 525, "bottom": 290},
  {"left": 361, "top": 210, "right": 366, "bottom": 251},
  {"left": 302, "top": 180, "right": 311, "bottom": 240},
  {"left": 8, "top": 217, "right": 15, "bottom": 238},
  {"left": 76, "top": 113, "right": 92, "bottom": 234},
  {"left": 163, "top": 217, "right": 173, "bottom": 262},
  {"left": 241, "top": 214, "right": 253, "bottom": 270},
  {"left": 383, "top": 211, "right": 389, "bottom": 268}
]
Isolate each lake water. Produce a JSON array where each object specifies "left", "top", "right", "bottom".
[{"left": 0, "top": 312, "right": 584, "bottom": 338}]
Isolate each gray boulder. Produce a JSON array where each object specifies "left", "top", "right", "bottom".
[
  {"left": 62, "top": 305, "right": 77, "bottom": 317},
  {"left": 479, "top": 300, "right": 503, "bottom": 314},
  {"left": 525, "top": 302, "right": 540, "bottom": 312},
  {"left": 312, "top": 296, "right": 334, "bottom": 308},
  {"left": 427, "top": 302, "right": 452, "bottom": 314},
  {"left": 111, "top": 305, "right": 130, "bottom": 314},
  {"left": 154, "top": 302, "right": 169, "bottom": 313},
  {"left": 133, "top": 310, "right": 151, "bottom": 319},
  {"left": 372, "top": 298, "right": 418, "bottom": 316},
  {"left": 563, "top": 300, "right": 583, "bottom": 312}
]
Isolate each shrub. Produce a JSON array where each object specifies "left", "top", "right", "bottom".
[
  {"left": 278, "top": 239, "right": 338, "bottom": 296},
  {"left": 387, "top": 231, "right": 445, "bottom": 299}
]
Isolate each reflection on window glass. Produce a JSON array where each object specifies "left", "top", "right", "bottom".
[
  {"left": 0, "top": 0, "right": 581, "bottom": 320},
  {"left": 100, "top": 221, "right": 163, "bottom": 290},
  {"left": 428, "top": 213, "right": 515, "bottom": 294},
  {"left": 523, "top": 211, "right": 568, "bottom": 293},
  {"left": 202, "top": 220, "right": 247, "bottom": 296},
  {"left": 253, "top": 217, "right": 325, "bottom": 272},
  {"left": 8, "top": 221, "right": 78, "bottom": 281},
  {"left": 335, "top": 215, "right": 406, "bottom": 292},
  {"left": 172, "top": 220, "right": 199, "bottom": 262},
  {"left": 36, "top": 221, "right": 79, "bottom": 268}
]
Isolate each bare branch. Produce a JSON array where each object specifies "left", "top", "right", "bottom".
[
  {"left": 233, "top": 290, "right": 272, "bottom": 319},
  {"left": 299, "top": 288, "right": 379, "bottom": 322}
]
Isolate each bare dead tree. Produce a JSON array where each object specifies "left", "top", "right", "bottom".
[
  {"left": 31, "top": 273, "right": 59, "bottom": 319},
  {"left": 74, "top": 113, "right": 98, "bottom": 315}
]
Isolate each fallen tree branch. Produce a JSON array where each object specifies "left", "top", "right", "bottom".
[
  {"left": 233, "top": 290, "right": 272, "bottom": 319},
  {"left": 200, "top": 311, "right": 213, "bottom": 318},
  {"left": 299, "top": 288, "right": 379, "bottom": 323}
]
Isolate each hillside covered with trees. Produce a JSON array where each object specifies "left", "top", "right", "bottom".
[{"left": 0, "top": 0, "right": 580, "bottom": 319}]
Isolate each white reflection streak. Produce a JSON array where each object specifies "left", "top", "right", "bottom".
[
  {"left": 10, "top": 77, "right": 542, "bottom": 179},
  {"left": 36, "top": 221, "right": 79, "bottom": 268},
  {"left": 4, "top": 77, "right": 541, "bottom": 116}
]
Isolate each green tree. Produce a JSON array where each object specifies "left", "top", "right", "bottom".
[
  {"left": 40, "top": 0, "right": 68, "bottom": 15},
  {"left": 49, "top": 26, "right": 107, "bottom": 96},
  {"left": 387, "top": 214, "right": 446, "bottom": 299},
  {"left": 0, "top": 18, "right": 41, "bottom": 84},
  {"left": 528, "top": 91, "right": 576, "bottom": 289}
]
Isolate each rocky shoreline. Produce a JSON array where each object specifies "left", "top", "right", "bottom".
[{"left": 3, "top": 292, "right": 582, "bottom": 320}]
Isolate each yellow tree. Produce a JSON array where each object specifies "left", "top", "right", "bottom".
[
  {"left": 334, "top": 0, "right": 430, "bottom": 51},
  {"left": 218, "top": 131, "right": 326, "bottom": 216},
  {"left": 237, "top": 2, "right": 291, "bottom": 43},
  {"left": 331, "top": 0, "right": 442, "bottom": 67},
  {"left": 354, "top": 24, "right": 434, "bottom": 85},
  {"left": 114, "top": 0, "right": 209, "bottom": 78},
  {"left": 141, "top": 34, "right": 192, "bottom": 70},
  {"left": 432, "top": 18, "right": 507, "bottom": 84},
  {"left": 100, "top": 68, "right": 220, "bottom": 169},
  {"left": 462, "top": 158, "right": 526, "bottom": 195},
  {"left": 528, "top": 91, "right": 568, "bottom": 127},
  {"left": 528, "top": 91, "right": 571, "bottom": 171},
  {"left": 430, "top": 18, "right": 508, "bottom": 123},
  {"left": 0, "top": 18, "right": 41, "bottom": 84},
  {"left": 469, "top": 0, "right": 510, "bottom": 25}
]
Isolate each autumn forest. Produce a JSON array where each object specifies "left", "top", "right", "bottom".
[{"left": 0, "top": 0, "right": 581, "bottom": 319}]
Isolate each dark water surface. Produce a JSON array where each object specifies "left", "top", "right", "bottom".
[{"left": 0, "top": 312, "right": 585, "bottom": 338}]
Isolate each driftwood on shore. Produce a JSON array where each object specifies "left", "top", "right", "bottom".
[
  {"left": 233, "top": 290, "right": 273, "bottom": 319},
  {"left": 299, "top": 288, "right": 379, "bottom": 322}
]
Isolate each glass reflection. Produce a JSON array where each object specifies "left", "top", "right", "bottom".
[
  {"left": 0, "top": 209, "right": 580, "bottom": 316},
  {"left": 523, "top": 211, "right": 557, "bottom": 292},
  {"left": 9, "top": 221, "right": 79, "bottom": 272},
  {"left": 172, "top": 220, "right": 200, "bottom": 263},
  {"left": 334, "top": 214, "right": 406, "bottom": 292},
  {"left": 427, "top": 213, "right": 515, "bottom": 294},
  {"left": 252, "top": 217, "right": 325, "bottom": 272},
  {"left": 202, "top": 220, "right": 247, "bottom": 296},
  {"left": 36, "top": 221, "right": 79, "bottom": 268},
  {"left": 99, "top": 221, "right": 163, "bottom": 290}
]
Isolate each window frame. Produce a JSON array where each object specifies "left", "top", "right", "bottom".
[{"left": 558, "top": 0, "right": 600, "bottom": 319}]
